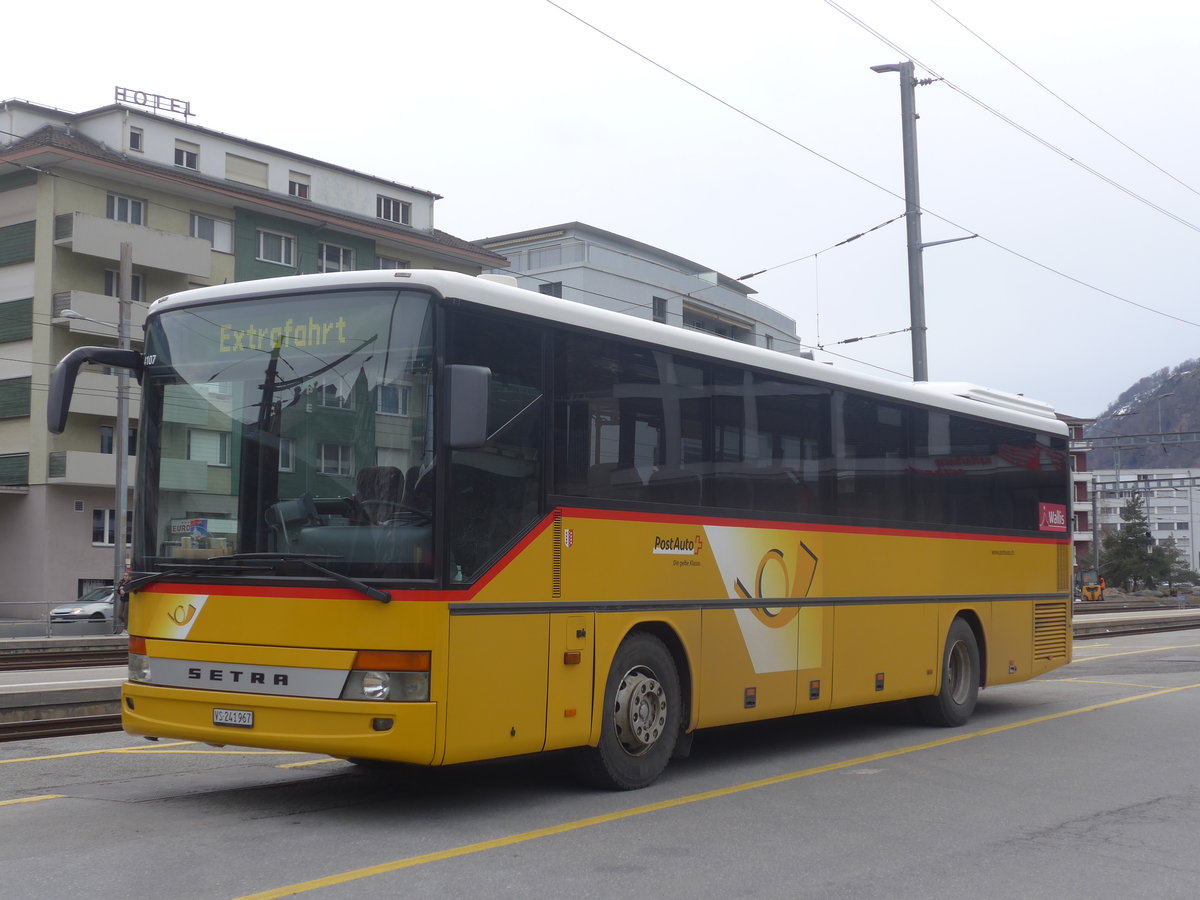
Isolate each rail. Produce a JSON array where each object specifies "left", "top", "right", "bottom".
[
  {"left": 0, "top": 713, "right": 122, "bottom": 742},
  {"left": 0, "top": 647, "right": 127, "bottom": 672}
]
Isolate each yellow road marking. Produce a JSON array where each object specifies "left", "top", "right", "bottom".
[
  {"left": 0, "top": 741, "right": 196, "bottom": 765},
  {"left": 1056, "top": 678, "right": 1170, "bottom": 689},
  {"left": 233, "top": 681, "right": 1200, "bottom": 900},
  {"left": 276, "top": 758, "right": 343, "bottom": 770},
  {"left": 1072, "top": 641, "right": 1200, "bottom": 662},
  {"left": 0, "top": 794, "right": 63, "bottom": 807}
]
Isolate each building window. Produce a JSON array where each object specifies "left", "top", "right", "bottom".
[
  {"left": 538, "top": 282, "right": 563, "bottom": 298},
  {"left": 318, "top": 442, "right": 353, "bottom": 476},
  {"left": 92, "top": 508, "right": 132, "bottom": 546},
  {"left": 190, "top": 214, "right": 233, "bottom": 253},
  {"left": 652, "top": 296, "right": 667, "bottom": 323},
  {"left": 174, "top": 140, "right": 199, "bottom": 170},
  {"left": 278, "top": 438, "right": 295, "bottom": 473},
  {"left": 378, "top": 384, "right": 410, "bottom": 416},
  {"left": 128, "top": 127, "right": 144, "bottom": 153},
  {"left": 377, "top": 195, "right": 411, "bottom": 225},
  {"left": 106, "top": 193, "right": 145, "bottom": 225},
  {"left": 316, "top": 382, "right": 353, "bottom": 410},
  {"left": 765, "top": 334, "right": 774, "bottom": 350},
  {"left": 318, "top": 243, "right": 355, "bottom": 273},
  {"left": 288, "top": 172, "right": 310, "bottom": 200},
  {"left": 377, "top": 256, "right": 409, "bottom": 269},
  {"left": 100, "top": 425, "right": 137, "bottom": 455},
  {"left": 104, "top": 270, "right": 144, "bottom": 302},
  {"left": 188, "top": 429, "right": 230, "bottom": 466},
  {"left": 257, "top": 229, "right": 295, "bottom": 267}
]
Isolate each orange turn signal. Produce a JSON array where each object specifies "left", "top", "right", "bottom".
[
  {"left": 353, "top": 650, "right": 430, "bottom": 671},
  {"left": 129, "top": 636, "right": 147, "bottom": 655}
]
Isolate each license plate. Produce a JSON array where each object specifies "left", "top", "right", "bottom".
[{"left": 213, "top": 708, "right": 254, "bottom": 728}]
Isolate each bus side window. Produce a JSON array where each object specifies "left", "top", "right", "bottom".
[{"left": 446, "top": 311, "right": 545, "bottom": 580}]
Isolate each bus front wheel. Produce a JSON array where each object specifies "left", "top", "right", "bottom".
[
  {"left": 918, "top": 618, "right": 980, "bottom": 727},
  {"left": 581, "top": 632, "right": 681, "bottom": 790}
]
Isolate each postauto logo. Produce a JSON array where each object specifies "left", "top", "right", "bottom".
[{"left": 652, "top": 534, "right": 703, "bottom": 555}]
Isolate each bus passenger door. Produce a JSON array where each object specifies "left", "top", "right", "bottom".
[{"left": 545, "top": 612, "right": 595, "bottom": 750}]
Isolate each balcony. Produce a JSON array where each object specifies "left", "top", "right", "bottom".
[
  {"left": 70, "top": 370, "right": 142, "bottom": 420},
  {"left": 52, "top": 291, "right": 148, "bottom": 341},
  {"left": 46, "top": 450, "right": 135, "bottom": 487},
  {"left": 54, "top": 212, "right": 211, "bottom": 277}
]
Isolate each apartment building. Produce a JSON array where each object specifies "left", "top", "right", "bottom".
[
  {"left": 0, "top": 96, "right": 505, "bottom": 616},
  {"left": 479, "top": 222, "right": 802, "bottom": 354},
  {"left": 1091, "top": 468, "right": 1200, "bottom": 572}
]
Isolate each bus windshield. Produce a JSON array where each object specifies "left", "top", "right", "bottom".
[{"left": 135, "top": 287, "right": 436, "bottom": 581}]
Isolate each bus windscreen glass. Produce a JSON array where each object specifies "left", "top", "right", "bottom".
[{"left": 135, "top": 287, "right": 436, "bottom": 580}]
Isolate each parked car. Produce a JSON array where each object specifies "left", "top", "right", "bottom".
[{"left": 49, "top": 586, "right": 115, "bottom": 623}]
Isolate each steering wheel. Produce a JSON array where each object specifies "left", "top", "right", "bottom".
[{"left": 358, "top": 499, "right": 431, "bottom": 525}]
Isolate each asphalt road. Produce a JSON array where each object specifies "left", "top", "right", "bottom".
[{"left": 5, "top": 630, "right": 1200, "bottom": 899}]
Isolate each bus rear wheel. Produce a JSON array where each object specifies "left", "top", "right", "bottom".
[
  {"left": 918, "top": 618, "right": 980, "bottom": 727},
  {"left": 581, "top": 632, "right": 681, "bottom": 790}
]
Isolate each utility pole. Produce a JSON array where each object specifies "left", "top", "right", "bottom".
[
  {"left": 115, "top": 241, "right": 131, "bottom": 633},
  {"left": 872, "top": 61, "right": 928, "bottom": 382}
]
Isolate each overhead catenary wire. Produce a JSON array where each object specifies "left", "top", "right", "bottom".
[
  {"left": 928, "top": 0, "right": 1200, "bottom": 200},
  {"left": 544, "top": 0, "right": 1200, "bottom": 333},
  {"left": 823, "top": 0, "right": 1200, "bottom": 234}
]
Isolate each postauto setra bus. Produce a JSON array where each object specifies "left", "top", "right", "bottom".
[{"left": 48, "top": 269, "right": 1072, "bottom": 789}]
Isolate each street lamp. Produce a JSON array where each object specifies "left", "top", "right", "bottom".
[{"left": 61, "top": 298, "right": 131, "bottom": 633}]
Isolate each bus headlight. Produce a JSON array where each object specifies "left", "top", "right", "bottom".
[
  {"left": 129, "top": 653, "right": 151, "bottom": 683},
  {"left": 340, "top": 651, "right": 430, "bottom": 702},
  {"left": 360, "top": 671, "right": 391, "bottom": 700}
]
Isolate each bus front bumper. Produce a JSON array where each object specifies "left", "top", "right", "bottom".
[{"left": 121, "top": 682, "right": 438, "bottom": 765}]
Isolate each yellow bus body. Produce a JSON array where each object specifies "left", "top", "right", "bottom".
[{"left": 122, "top": 507, "right": 1071, "bottom": 765}]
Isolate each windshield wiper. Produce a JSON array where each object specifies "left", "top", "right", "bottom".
[
  {"left": 220, "top": 553, "right": 392, "bottom": 603},
  {"left": 126, "top": 561, "right": 276, "bottom": 594}
]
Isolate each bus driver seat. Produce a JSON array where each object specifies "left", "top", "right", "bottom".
[{"left": 356, "top": 466, "right": 405, "bottom": 524}]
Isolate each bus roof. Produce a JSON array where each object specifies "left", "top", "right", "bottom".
[{"left": 148, "top": 269, "right": 1067, "bottom": 436}]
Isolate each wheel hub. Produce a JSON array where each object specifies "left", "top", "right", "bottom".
[{"left": 613, "top": 666, "right": 668, "bottom": 755}]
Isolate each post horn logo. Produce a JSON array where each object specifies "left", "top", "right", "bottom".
[
  {"left": 168, "top": 603, "right": 198, "bottom": 626},
  {"left": 733, "top": 543, "right": 818, "bottom": 628}
]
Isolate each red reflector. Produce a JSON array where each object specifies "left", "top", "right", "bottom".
[
  {"left": 353, "top": 650, "right": 430, "bottom": 671},
  {"left": 129, "top": 636, "right": 147, "bottom": 655}
]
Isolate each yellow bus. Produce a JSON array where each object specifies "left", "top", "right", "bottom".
[{"left": 49, "top": 270, "right": 1072, "bottom": 789}]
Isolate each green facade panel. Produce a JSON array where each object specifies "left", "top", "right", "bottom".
[
  {"left": 0, "top": 376, "right": 31, "bottom": 418},
  {"left": 233, "top": 210, "right": 376, "bottom": 283},
  {"left": 0, "top": 298, "right": 33, "bottom": 343},
  {"left": 0, "top": 171, "right": 37, "bottom": 192},
  {"left": 0, "top": 452, "right": 29, "bottom": 486},
  {"left": 0, "top": 221, "right": 35, "bottom": 268}
]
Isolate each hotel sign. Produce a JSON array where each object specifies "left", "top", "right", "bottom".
[{"left": 114, "top": 87, "right": 193, "bottom": 119}]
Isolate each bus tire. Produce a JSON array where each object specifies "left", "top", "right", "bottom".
[
  {"left": 581, "top": 632, "right": 681, "bottom": 790},
  {"left": 918, "top": 617, "right": 980, "bottom": 727}
]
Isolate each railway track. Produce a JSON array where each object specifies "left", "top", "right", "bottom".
[
  {"left": 0, "top": 647, "right": 127, "bottom": 672},
  {"left": 0, "top": 713, "right": 122, "bottom": 742}
]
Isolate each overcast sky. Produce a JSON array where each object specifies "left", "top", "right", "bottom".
[{"left": 10, "top": 0, "right": 1200, "bottom": 417}]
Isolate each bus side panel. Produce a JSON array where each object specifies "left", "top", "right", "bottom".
[
  {"left": 984, "top": 601, "right": 1033, "bottom": 686},
  {"left": 442, "top": 613, "right": 548, "bottom": 764},
  {"left": 544, "top": 612, "right": 596, "bottom": 751},
  {"left": 830, "top": 604, "right": 938, "bottom": 709},
  {"left": 697, "top": 608, "right": 796, "bottom": 728}
]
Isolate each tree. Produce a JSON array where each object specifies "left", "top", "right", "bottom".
[
  {"left": 1159, "top": 535, "right": 1200, "bottom": 590},
  {"left": 1099, "top": 495, "right": 1158, "bottom": 590}
]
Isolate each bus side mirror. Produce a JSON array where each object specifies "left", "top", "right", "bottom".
[
  {"left": 446, "top": 364, "right": 491, "bottom": 449},
  {"left": 48, "top": 346, "right": 145, "bottom": 434}
]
